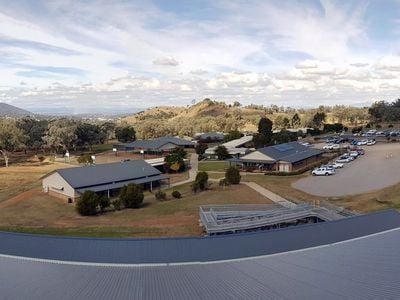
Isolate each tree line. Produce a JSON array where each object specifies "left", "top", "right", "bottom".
[{"left": 0, "top": 117, "right": 136, "bottom": 167}]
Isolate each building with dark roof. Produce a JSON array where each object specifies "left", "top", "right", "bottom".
[
  {"left": 0, "top": 210, "right": 400, "bottom": 299},
  {"left": 115, "top": 136, "right": 195, "bottom": 153},
  {"left": 42, "top": 160, "right": 167, "bottom": 201},
  {"left": 196, "top": 131, "right": 225, "bottom": 142},
  {"left": 230, "top": 141, "right": 324, "bottom": 172}
]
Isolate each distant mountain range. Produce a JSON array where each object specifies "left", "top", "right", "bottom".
[{"left": 0, "top": 103, "right": 34, "bottom": 117}]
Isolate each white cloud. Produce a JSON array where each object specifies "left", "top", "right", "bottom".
[{"left": 152, "top": 56, "right": 179, "bottom": 66}]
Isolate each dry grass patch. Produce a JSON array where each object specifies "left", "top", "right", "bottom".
[
  {"left": 0, "top": 182, "right": 272, "bottom": 238},
  {"left": 0, "top": 161, "right": 74, "bottom": 203}
]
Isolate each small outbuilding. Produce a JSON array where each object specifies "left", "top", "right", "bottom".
[{"left": 42, "top": 160, "right": 168, "bottom": 202}]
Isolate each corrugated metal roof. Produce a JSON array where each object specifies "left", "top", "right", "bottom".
[
  {"left": 255, "top": 142, "right": 323, "bottom": 163},
  {"left": 0, "top": 210, "right": 399, "bottom": 264},
  {"left": 76, "top": 174, "right": 168, "bottom": 193},
  {"left": 53, "top": 160, "right": 162, "bottom": 189},
  {"left": 121, "top": 136, "right": 195, "bottom": 150},
  {"left": 0, "top": 211, "right": 400, "bottom": 299}
]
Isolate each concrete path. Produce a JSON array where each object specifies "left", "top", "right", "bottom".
[
  {"left": 242, "top": 182, "right": 297, "bottom": 208},
  {"left": 169, "top": 153, "right": 198, "bottom": 187}
]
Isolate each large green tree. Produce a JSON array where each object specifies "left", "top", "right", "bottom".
[
  {"left": 214, "top": 145, "right": 231, "bottom": 160},
  {"left": 0, "top": 119, "right": 26, "bottom": 167},
  {"left": 253, "top": 117, "right": 273, "bottom": 148},
  {"left": 291, "top": 113, "right": 301, "bottom": 128},
  {"left": 76, "top": 123, "right": 106, "bottom": 150},
  {"left": 43, "top": 119, "right": 78, "bottom": 152},
  {"left": 16, "top": 117, "right": 48, "bottom": 151},
  {"left": 115, "top": 126, "right": 136, "bottom": 142}
]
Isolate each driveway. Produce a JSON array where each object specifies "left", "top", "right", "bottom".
[{"left": 293, "top": 143, "right": 400, "bottom": 197}]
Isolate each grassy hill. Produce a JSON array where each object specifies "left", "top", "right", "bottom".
[
  {"left": 0, "top": 103, "right": 33, "bottom": 117},
  {"left": 121, "top": 99, "right": 370, "bottom": 139}
]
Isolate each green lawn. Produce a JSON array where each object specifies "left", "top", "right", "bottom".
[{"left": 198, "top": 161, "right": 229, "bottom": 172}]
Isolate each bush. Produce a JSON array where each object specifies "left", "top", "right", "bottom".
[
  {"left": 76, "top": 190, "right": 99, "bottom": 216},
  {"left": 214, "top": 145, "right": 231, "bottom": 160},
  {"left": 119, "top": 183, "right": 144, "bottom": 208},
  {"left": 191, "top": 181, "right": 201, "bottom": 193},
  {"left": 77, "top": 154, "right": 93, "bottom": 165},
  {"left": 155, "top": 190, "right": 167, "bottom": 201},
  {"left": 37, "top": 155, "right": 46, "bottom": 162},
  {"left": 99, "top": 196, "right": 110, "bottom": 212},
  {"left": 195, "top": 171, "right": 209, "bottom": 190},
  {"left": 111, "top": 198, "right": 122, "bottom": 210},
  {"left": 171, "top": 190, "right": 182, "bottom": 199},
  {"left": 225, "top": 166, "right": 241, "bottom": 184},
  {"left": 219, "top": 178, "right": 230, "bottom": 186}
]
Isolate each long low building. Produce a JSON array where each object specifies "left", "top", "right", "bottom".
[
  {"left": 0, "top": 210, "right": 399, "bottom": 299},
  {"left": 230, "top": 141, "right": 324, "bottom": 172},
  {"left": 42, "top": 160, "right": 168, "bottom": 202},
  {"left": 115, "top": 136, "right": 195, "bottom": 153},
  {"left": 205, "top": 135, "right": 253, "bottom": 159}
]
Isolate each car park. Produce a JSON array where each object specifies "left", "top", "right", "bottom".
[{"left": 312, "top": 167, "right": 335, "bottom": 176}]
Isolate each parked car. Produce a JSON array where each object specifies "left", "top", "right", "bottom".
[
  {"left": 336, "top": 157, "right": 352, "bottom": 163},
  {"left": 367, "top": 140, "right": 376, "bottom": 146},
  {"left": 323, "top": 144, "right": 340, "bottom": 150},
  {"left": 330, "top": 162, "right": 344, "bottom": 168},
  {"left": 320, "top": 164, "right": 335, "bottom": 171},
  {"left": 312, "top": 167, "right": 335, "bottom": 176},
  {"left": 357, "top": 139, "right": 368, "bottom": 146},
  {"left": 349, "top": 151, "right": 359, "bottom": 157},
  {"left": 356, "top": 149, "right": 365, "bottom": 155}
]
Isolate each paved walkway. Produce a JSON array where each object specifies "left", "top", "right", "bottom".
[
  {"left": 242, "top": 182, "right": 297, "bottom": 208},
  {"left": 169, "top": 153, "right": 198, "bottom": 187}
]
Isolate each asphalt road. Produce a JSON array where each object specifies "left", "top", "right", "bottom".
[{"left": 293, "top": 143, "right": 400, "bottom": 197}]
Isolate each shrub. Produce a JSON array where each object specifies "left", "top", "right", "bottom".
[
  {"left": 37, "top": 155, "right": 46, "bottom": 163},
  {"left": 171, "top": 190, "right": 182, "bottom": 199},
  {"left": 219, "top": 178, "right": 230, "bottom": 186},
  {"left": 155, "top": 190, "right": 167, "bottom": 201},
  {"left": 98, "top": 196, "right": 110, "bottom": 212},
  {"left": 76, "top": 190, "right": 99, "bottom": 216},
  {"left": 119, "top": 183, "right": 144, "bottom": 208},
  {"left": 225, "top": 166, "right": 241, "bottom": 184},
  {"left": 214, "top": 145, "right": 231, "bottom": 160},
  {"left": 77, "top": 154, "right": 93, "bottom": 165},
  {"left": 111, "top": 198, "right": 122, "bottom": 210},
  {"left": 191, "top": 181, "right": 200, "bottom": 193},
  {"left": 195, "top": 171, "right": 209, "bottom": 190}
]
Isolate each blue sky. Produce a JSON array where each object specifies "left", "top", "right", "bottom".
[{"left": 1, "top": 0, "right": 400, "bottom": 113}]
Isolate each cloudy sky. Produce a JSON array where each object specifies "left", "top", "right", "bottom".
[{"left": 1, "top": 0, "right": 400, "bottom": 113}]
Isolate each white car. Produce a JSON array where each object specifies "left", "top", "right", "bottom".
[
  {"left": 330, "top": 162, "right": 344, "bottom": 168},
  {"left": 357, "top": 139, "right": 368, "bottom": 146},
  {"left": 323, "top": 144, "right": 340, "bottom": 150},
  {"left": 367, "top": 140, "right": 376, "bottom": 146},
  {"left": 312, "top": 167, "right": 335, "bottom": 176},
  {"left": 349, "top": 151, "right": 359, "bottom": 157},
  {"left": 336, "top": 157, "right": 352, "bottom": 163}
]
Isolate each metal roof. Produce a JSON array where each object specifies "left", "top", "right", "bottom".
[
  {"left": 257, "top": 141, "right": 323, "bottom": 163},
  {"left": 0, "top": 210, "right": 400, "bottom": 299},
  {"left": 0, "top": 209, "right": 398, "bottom": 264},
  {"left": 76, "top": 174, "right": 168, "bottom": 193},
  {"left": 121, "top": 136, "right": 195, "bottom": 150},
  {"left": 52, "top": 160, "right": 162, "bottom": 189}
]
